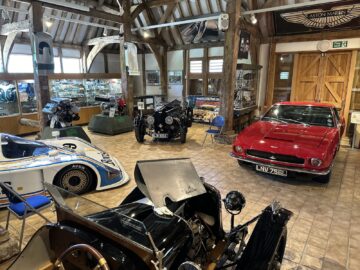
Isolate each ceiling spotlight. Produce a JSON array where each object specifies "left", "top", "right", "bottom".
[
  {"left": 143, "top": 31, "right": 150, "bottom": 39},
  {"left": 250, "top": 14, "right": 257, "bottom": 24},
  {"left": 103, "top": 28, "right": 108, "bottom": 37},
  {"left": 44, "top": 20, "right": 53, "bottom": 28}
]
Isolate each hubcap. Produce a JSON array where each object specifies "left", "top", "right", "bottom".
[{"left": 62, "top": 170, "right": 88, "bottom": 193}]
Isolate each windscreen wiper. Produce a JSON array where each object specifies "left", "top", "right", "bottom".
[
  {"left": 262, "top": 116, "right": 287, "bottom": 124},
  {"left": 279, "top": 118, "right": 309, "bottom": 126}
]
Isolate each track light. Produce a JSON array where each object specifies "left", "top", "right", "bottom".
[
  {"left": 250, "top": 14, "right": 257, "bottom": 24},
  {"left": 44, "top": 20, "right": 53, "bottom": 28},
  {"left": 143, "top": 31, "right": 150, "bottom": 38},
  {"left": 103, "top": 28, "right": 108, "bottom": 36}
]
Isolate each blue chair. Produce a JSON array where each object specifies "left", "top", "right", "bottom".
[
  {"left": 202, "top": 115, "right": 225, "bottom": 146},
  {"left": 0, "top": 182, "right": 52, "bottom": 251}
]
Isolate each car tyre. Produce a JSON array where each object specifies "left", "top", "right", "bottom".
[
  {"left": 55, "top": 165, "right": 94, "bottom": 194},
  {"left": 135, "top": 123, "right": 145, "bottom": 143},
  {"left": 180, "top": 129, "right": 187, "bottom": 144},
  {"left": 314, "top": 171, "right": 331, "bottom": 184}
]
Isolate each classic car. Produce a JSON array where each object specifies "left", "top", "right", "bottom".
[
  {"left": 134, "top": 99, "right": 193, "bottom": 144},
  {"left": 231, "top": 102, "right": 344, "bottom": 183},
  {"left": 8, "top": 158, "right": 292, "bottom": 270},
  {"left": 0, "top": 133, "right": 129, "bottom": 206}
]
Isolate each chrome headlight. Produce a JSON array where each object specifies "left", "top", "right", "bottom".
[
  {"left": 165, "top": 116, "right": 173, "bottom": 125},
  {"left": 146, "top": 116, "right": 155, "bottom": 125},
  {"left": 310, "top": 158, "right": 322, "bottom": 167},
  {"left": 234, "top": 145, "right": 243, "bottom": 153}
]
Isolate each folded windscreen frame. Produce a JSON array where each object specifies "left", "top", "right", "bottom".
[{"left": 134, "top": 158, "right": 206, "bottom": 208}]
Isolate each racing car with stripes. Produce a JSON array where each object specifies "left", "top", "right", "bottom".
[{"left": 0, "top": 133, "right": 129, "bottom": 206}]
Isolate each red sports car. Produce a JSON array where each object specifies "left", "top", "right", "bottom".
[{"left": 231, "top": 102, "right": 345, "bottom": 183}]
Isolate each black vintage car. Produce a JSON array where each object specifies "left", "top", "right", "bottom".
[
  {"left": 134, "top": 100, "right": 193, "bottom": 144},
  {"left": 9, "top": 158, "right": 292, "bottom": 270}
]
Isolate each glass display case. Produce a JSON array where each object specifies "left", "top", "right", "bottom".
[
  {"left": 234, "top": 64, "right": 261, "bottom": 110},
  {"left": 0, "top": 80, "right": 19, "bottom": 116},
  {"left": 18, "top": 80, "right": 37, "bottom": 113},
  {"left": 49, "top": 79, "right": 122, "bottom": 107}
]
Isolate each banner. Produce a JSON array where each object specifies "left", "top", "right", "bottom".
[
  {"left": 180, "top": 20, "right": 224, "bottom": 44},
  {"left": 125, "top": 42, "right": 140, "bottom": 76},
  {"left": 31, "top": 32, "right": 54, "bottom": 75}
]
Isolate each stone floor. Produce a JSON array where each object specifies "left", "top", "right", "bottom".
[{"left": 1, "top": 123, "right": 360, "bottom": 270}]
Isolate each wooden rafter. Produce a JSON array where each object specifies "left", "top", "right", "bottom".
[
  {"left": 157, "top": 3, "right": 176, "bottom": 35},
  {"left": 130, "top": 0, "right": 180, "bottom": 21}
]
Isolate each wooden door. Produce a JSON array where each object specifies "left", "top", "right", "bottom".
[
  {"left": 292, "top": 51, "right": 352, "bottom": 111},
  {"left": 292, "top": 53, "right": 322, "bottom": 102},
  {"left": 320, "top": 52, "right": 352, "bottom": 109}
]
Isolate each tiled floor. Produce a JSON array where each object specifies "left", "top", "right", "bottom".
[{"left": 1, "top": 123, "right": 360, "bottom": 270}]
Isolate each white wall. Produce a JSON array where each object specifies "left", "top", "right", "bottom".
[
  {"left": 89, "top": 53, "right": 105, "bottom": 73},
  {"left": 167, "top": 50, "right": 184, "bottom": 101},
  {"left": 107, "top": 53, "right": 121, "bottom": 73},
  {"left": 133, "top": 54, "right": 144, "bottom": 96},
  {"left": 276, "top": 38, "right": 360, "bottom": 53}
]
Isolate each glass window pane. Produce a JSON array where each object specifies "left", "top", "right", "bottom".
[
  {"left": 8, "top": 54, "right": 34, "bottom": 73},
  {"left": 0, "top": 80, "right": 19, "bottom": 116},
  {"left": 54, "top": 57, "right": 62, "bottom": 73},
  {"left": 190, "top": 60, "right": 202, "bottom": 74},
  {"left": 273, "top": 54, "right": 294, "bottom": 104},
  {"left": 62, "top": 58, "right": 81, "bottom": 73},
  {"left": 18, "top": 80, "right": 37, "bottom": 113},
  {"left": 209, "top": 59, "right": 223, "bottom": 73}
]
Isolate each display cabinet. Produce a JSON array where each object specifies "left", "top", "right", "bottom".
[
  {"left": 0, "top": 80, "right": 19, "bottom": 116},
  {"left": 49, "top": 78, "right": 122, "bottom": 107},
  {"left": 234, "top": 64, "right": 261, "bottom": 111},
  {"left": 18, "top": 80, "right": 37, "bottom": 114}
]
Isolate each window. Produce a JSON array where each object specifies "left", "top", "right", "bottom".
[
  {"left": 54, "top": 57, "right": 62, "bottom": 73},
  {"left": 8, "top": 54, "right": 34, "bottom": 73},
  {"left": 0, "top": 80, "right": 19, "bottom": 116},
  {"left": 62, "top": 58, "right": 81, "bottom": 73},
  {"left": 190, "top": 60, "right": 202, "bottom": 74},
  {"left": 280, "top": 72, "right": 289, "bottom": 80},
  {"left": 1, "top": 134, "right": 50, "bottom": 159},
  {"left": 209, "top": 59, "right": 223, "bottom": 73}
]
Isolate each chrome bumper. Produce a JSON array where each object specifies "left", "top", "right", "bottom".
[{"left": 230, "top": 153, "right": 332, "bottom": 176}]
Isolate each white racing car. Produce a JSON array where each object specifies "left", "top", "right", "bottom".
[{"left": 0, "top": 133, "right": 129, "bottom": 207}]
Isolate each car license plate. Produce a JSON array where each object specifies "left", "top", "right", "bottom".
[
  {"left": 153, "top": 133, "right": 168, "bottom": 139},
  {"left": 255, "top": 165, "right": 287, "bottom": 177}
]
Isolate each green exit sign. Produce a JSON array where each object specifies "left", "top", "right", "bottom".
[{"left": 333, "top": 41, "right": 348, "bottom": 48}]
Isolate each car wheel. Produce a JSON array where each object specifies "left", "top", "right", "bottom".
[
  {"left": 134, "top": 123, "right": 145, "bottom": 143},
  {"left": 314, "top": 171, "right": 332, "bottom": 184},
  {"left": 238, "top": 160, "right": 245, "bottom": 166},
  {"left": 180, "top": 128, "right": 187, "bottom": 144},
  {"left": 55, "top": 165, "right": 94, "bottom": 194}
]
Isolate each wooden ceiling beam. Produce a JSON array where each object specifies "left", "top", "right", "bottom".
[
  {"left": 130, "top": 0, "right": 180, "bottom": 21},
  {"left": 12, "top": 0, "right": 125, "bottom": 23},
  {"left": 157, "top": 3, "right": 176, "bottom": 35}
]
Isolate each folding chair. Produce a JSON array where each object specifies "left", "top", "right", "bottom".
[
  {"left": 202, "top": 115, "right": 225, "bottom": 146},
  {"left": 0, "top": 182, "right": 52, "bottom": 251}
]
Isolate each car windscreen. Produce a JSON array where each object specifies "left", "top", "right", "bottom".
[
  {"left": 1, "top": 134, "right": 51, "bottom": 159},
  {"left": 263, "top": 105, "right": 334, "bottom": 127}
]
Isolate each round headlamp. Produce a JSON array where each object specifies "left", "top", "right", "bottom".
[
  {"left": 310, "top": 158, "right": 322, "bottom": 167},
  {"left": 146, "top": 116, "right": 155, "bottom": 125},
  {"left": 234, "top": 145, "right": 243, "bottom": 153},
  {"left": 165, "top": 116, "right": 173, "bottom": 125}
]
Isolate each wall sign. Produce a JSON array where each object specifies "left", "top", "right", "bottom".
[
  {"left": 351, "top": 112, "right": 360, "bottom": 124},
  {"left": 274, "top": 1, "right": 360, "bottom": 35},
  {"left": 332, "top": 41, "right": 348, "bottom": 48},
  {"left": 168, "top": 71, "right": 182, "bottom": 85}
]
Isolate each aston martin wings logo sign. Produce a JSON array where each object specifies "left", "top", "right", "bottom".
[{"left": 281, "top": 4, "right": 360, "bottom": 28}]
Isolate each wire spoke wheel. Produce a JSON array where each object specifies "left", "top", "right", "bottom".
[{"left": 56, "top": 165, "right": 94, "bottom": 194}]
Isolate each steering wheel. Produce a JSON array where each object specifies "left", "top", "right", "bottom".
[{"left": 53, "top": 244, "right": 110, "bottom": 270}]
